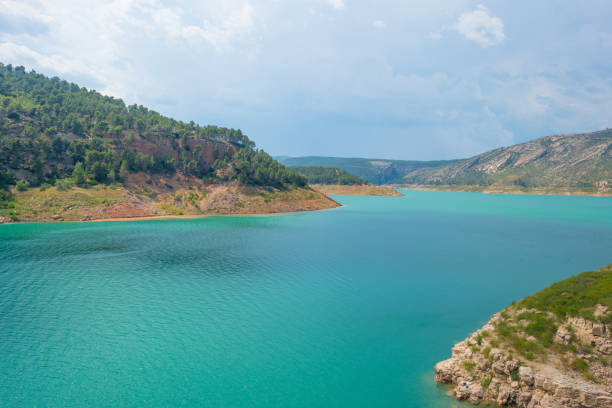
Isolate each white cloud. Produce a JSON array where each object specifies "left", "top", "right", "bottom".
[
  {"left": 324, "top": 0, "right": 345, "bottom": 10},
  {"left": 0, "top": 1, "right": 610, "bottom": 159},
  {"left": 180, "top": 4, "right": 256, "bottom": 51},
  {"left": 453, "top": 5, "right": 505, "bottom": 47},
  {"left": 0, "top": 0, "right": 51, "bottom": 23},
  {"left": 372, "top": 20, "right": 385, "bottom": 29},
  {"left": 0, "top": 42, "right": 105, "bottom": 82}
]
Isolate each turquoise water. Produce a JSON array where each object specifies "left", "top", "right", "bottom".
[{"left": 1, "top": 190, "right": 611, "bottom": 407}]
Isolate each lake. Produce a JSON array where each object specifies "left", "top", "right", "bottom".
[{"left": 1, "top": 190, "right": 611, "bottom": 407}]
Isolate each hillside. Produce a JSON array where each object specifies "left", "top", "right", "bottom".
[
  {"left": 402, "top": 130, "right": 612, "bottom": 195},
  {"left": 435, "top": 264, "right": 612, "bottom": 407},
  {"left": 280, "top": 130, "right": 612, "bottom": 195},
  {"left": 287, "top": 166, "right": 367, "bottom": 185},
  {"left": 277, "top": 156, "right": 457, "bottom": 185},
  {"left": 0, "top": 63, "right": 338, "bottom": 222}
]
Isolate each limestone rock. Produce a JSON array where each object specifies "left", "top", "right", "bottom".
[{"left": 434, "top": 312, "right": 612, "bottom": 408}]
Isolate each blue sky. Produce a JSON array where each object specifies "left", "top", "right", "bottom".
[{"left": 1, "top": 1, "right": 611, "bottom": 159}]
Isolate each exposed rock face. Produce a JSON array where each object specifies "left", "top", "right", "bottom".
[
  {"left": 401, "top": 130, "right": 612, "bottom": 193},
  {"left": 434, "top": 312, "right": 612, "bottom": 407}
]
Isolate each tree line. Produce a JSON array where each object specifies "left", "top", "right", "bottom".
[
  {"left": 0, "top": 63, "right": 306, "bottom": 198},
  {"left": 288, "top": 166, "right": 367, "bottom": 185}
]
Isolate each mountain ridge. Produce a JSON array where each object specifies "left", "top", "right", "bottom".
[
  {"left": 400, "top": 129, "right": 612, "bottom": 194},
  {"left": 279, "top": 129, "right": 612, "bottom": 195}
]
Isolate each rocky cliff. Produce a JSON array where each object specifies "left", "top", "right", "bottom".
[{"left": 435, "top": 265, "right": 612, "bottom": 407}]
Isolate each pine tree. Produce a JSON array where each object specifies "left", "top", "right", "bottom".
[
  {"left": 119, "top": 160, "right": 129, "bottom": 181},
  {"left": 72, "top": 162, "right": 86, "bottom": 186}
]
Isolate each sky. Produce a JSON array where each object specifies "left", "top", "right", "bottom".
[{"left": 1, "top": 1, "right": 611, "bottom": 160}]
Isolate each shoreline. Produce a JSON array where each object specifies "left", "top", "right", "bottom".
[
  {"left": 0, "top": 183, "right": 342, "bottom": 225},
  {"left": 312, "top": 184, "right": 404, "bottom": 197},
  {"left": 91, "top": 204, "right": 344, "bottom": 223},
  {"left": 397, "top": 185, "right": 612, "bottom": 198},
  {"left": 1, "top": 203, "right": 344, "bottom": 225}
]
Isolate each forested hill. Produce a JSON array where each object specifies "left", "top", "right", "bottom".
[
  {"left": 0, "top": 63, "right": 306, "bottom": 199},
  {"left": 288, "top": 166, "right": 367, "bottom": 185},
  {"left": 278, "top": 156, "right": 457, "bottom": 184}
]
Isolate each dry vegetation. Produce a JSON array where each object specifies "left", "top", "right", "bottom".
[{"left": 311, "top": 184, "right": 403, "bottom": 196}]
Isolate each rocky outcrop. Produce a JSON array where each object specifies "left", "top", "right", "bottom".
[
  {"left": 401, "top": 129, "right": 612, "bottom": 193},
  {"left": 435, "top": 311, "right": 612, "bottom": 407}
]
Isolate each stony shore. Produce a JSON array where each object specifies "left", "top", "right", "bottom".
[{"left": 434, "top": 309, "right": 612, "bottom": 407}]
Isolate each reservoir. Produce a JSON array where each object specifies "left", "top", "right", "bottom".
[{"left": 1, "top": 190, "right": 611, "bottom": 407}]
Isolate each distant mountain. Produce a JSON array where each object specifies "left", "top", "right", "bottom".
[
  {"left": 402, "top": 129, "right": 612, "bottom": 193},
  {"left": 287, "top": 166, "right": 367, "bottom": 185},
  {"left": 277, "top": 156, "right": 458, "bottom": 185},
  {"left": 279, "top": 130, "right": 612, "bottom": 194}
]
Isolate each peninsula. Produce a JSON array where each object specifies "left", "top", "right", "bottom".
[
  {"left": 286, "top": 165, "right": 403, "bottom": 196},
  {"left": 435, "top": 264, "right": 612, "bottom": 407},
  {"left": 0, "top": 64, "right": 338, "bottom": 223}
]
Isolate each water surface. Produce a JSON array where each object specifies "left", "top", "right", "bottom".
[{"left": 1, "top": 190, "right": 611, "bottom": 407}]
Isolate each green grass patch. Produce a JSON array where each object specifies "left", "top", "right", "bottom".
[
  {"left": 462, "top": 360, "right": 475, "bottom": 374},
  {"left": 571, "top": 358, "right": 589, "bottom": 373},
  {"left": 517, "top": 311, "right": 558, "bottom": 346},
  {"left": 519, "top": 265, "right": 612, "bottom": 319}
]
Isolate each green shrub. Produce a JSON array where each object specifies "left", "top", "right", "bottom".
[
  {"left": 462, "top": 360, "right": 475, "bottom": 373},
  {"left": 55, "top": 178, "right": 74, "bottom": 191},
  {"left": 520, "top": 313, "right": 557, "bottom": 346},
  {"left": 495, "top": 320, "right": 512, "bottom": 338},
  {"left": 16, "top": 180, "right": 28, "bottom": 191},
  {"left": 481, "top": 376, "right": 492, "bottom": 388},
  {"left": 510, "top": 337, "right": 541, "bottom": 359},
  {"left": 571, "top": 358, "right": 589, "bottom": 373}
]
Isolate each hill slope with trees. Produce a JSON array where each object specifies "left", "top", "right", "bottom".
[
  {"left": 278, "top": 156, "right": 457, "bottom": 185},
  {"left": 0, "top": 63, "right": 338, "bottom": 222},
  {"left": 287, "top": 166, "right": 367, "bottom": 185}
]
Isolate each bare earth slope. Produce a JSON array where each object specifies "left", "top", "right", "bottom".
[{"left": 0, "top": 173, "right": 339, "bottom": 223}]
